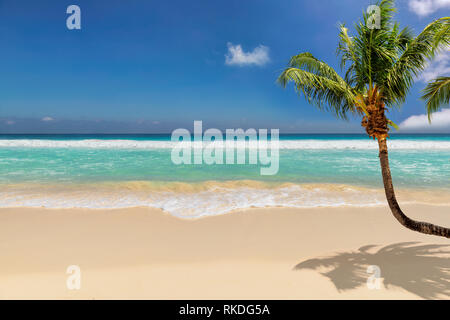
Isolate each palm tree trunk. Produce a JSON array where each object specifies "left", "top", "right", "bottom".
[{"left": 377, "top": 137, "right": 449, "bottom": 238}]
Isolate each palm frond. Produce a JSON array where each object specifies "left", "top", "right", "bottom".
[
  {"left": 277, "top": 60, "right": 356, "bottom": 119},
  {"left": 339, "top": 0, "right": 400, "bottom": 93},
  {"left": 337, "top": 24, "right": 358, "bottom": 72},
  {"left": 421, "top": 76, "right": 450, "bottom": 121},
  {"left": 384, "top": 17, "right": 450, "bottom": 106},
  {"left": 288, "top": 52, "right": 344, "bottom": 83}
]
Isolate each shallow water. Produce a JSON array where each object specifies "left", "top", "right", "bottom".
[{"left": 0, "top": 134, "right": 449, "bottom": 217}]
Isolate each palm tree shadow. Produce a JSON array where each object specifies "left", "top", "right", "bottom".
[{"left": 294, "top": 242, "right": 450, "bottom": 299}]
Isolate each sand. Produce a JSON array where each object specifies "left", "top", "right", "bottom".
[{"left": 0, "top": 204, "right": 448, "bottom": 299}]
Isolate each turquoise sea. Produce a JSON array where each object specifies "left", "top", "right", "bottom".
[{"left": 0, "top": 134, "right": 449, "bottom": 217}]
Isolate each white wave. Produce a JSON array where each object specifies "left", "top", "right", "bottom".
[
  {"left": 0, "top": 139, "right": 450, "bottom": 150},
  {"left": 0, "top": 185, "right": 387, "bottom": 217}
]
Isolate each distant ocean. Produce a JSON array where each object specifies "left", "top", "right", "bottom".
[{"left": 0, "top": 134, "right": 449, "bottom": 217}]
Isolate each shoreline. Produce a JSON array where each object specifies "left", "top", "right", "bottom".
[
  {"left": 1, "top": 181, "right": 450, "bottom": 218},
  {"left": 0, "top": 204, "right": 448, "bottom": 299},
  {"left": 1, "top": 200, "right": 450, "bottom": 219}
]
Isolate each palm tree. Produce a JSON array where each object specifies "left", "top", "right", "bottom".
[{"left": 278, "top": 0, "right": 450, "bottom": 238}]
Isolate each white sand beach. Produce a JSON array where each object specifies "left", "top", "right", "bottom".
[{"left": 0, "top": 204, "right": 448, "bottom": 299}]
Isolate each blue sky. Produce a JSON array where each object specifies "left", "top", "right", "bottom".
[{"left": 0, "top": 0, "right": 449, "bottom": 133}]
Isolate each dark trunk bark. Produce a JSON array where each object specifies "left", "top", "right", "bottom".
[{"left": 378, "top": 138, "right": 449, "bottom": 238}]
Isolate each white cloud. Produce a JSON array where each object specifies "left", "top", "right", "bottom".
[
  {"left": 6, "top": 120, "right": 15, "bottom": 125},
  {"left": 408, "top": 0, "right": 450, "bottom": 17},
  {"left": 400, "top": 109, "right": 450, "bottom": 131},
  {"left": 41, "top": 116, "right": 54, "bottom": 122},
  {"left": 225, "top": 43, "right": 270, "bottom": 66},
  {"left": 418, "top": 51, "right": 450, "bottom": 82}
]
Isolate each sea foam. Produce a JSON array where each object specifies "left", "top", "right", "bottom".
[{"left": 1, "top": 182, "right": 448, "bottom": 218}]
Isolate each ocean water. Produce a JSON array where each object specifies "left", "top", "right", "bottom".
[{"left": 0, "top": 134, "right": 449, "bottom": 217}]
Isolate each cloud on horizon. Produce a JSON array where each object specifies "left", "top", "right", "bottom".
[
  {"left": 400, "top": 108, "right": 450, "bottom": 132},
  {"left": 408, "top": 0, "right": 450, "bottom": 17},
  {"left": 225, "top": 43, "right": 270, "bottom": 66}
]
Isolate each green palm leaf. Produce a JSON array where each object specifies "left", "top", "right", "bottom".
[
  {"left": 384, "top": 17, "right": 450, "bottom": 106},
  {"left": 421, "top": 76, "right": 450, "bottom": 121},
  {"left": 277, "top": 53, "right": 356, "bottom": 119}
]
